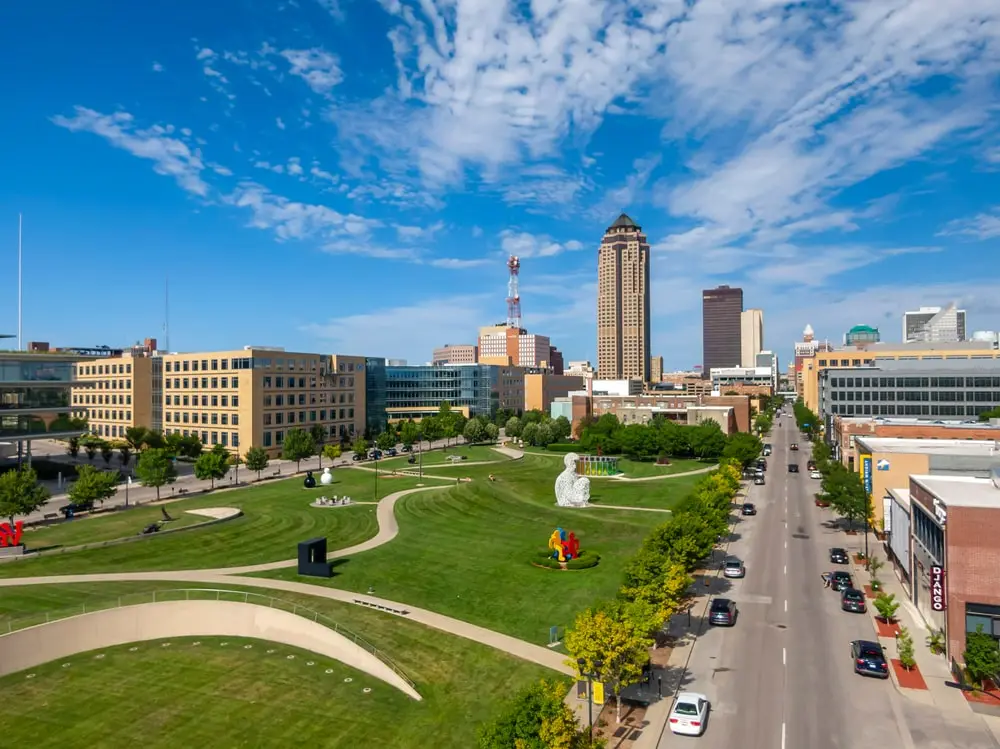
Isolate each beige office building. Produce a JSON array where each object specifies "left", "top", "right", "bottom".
[
  {"left": 741, "top": 309, "right": 764, "bottom": 367},
  {"left": 432, "top": 344, "right": 478, "bottom": 365},
  {"left": 650, "top": 355, "right": 664, "bottom": 383},
  {"left": 597, "top": 213, "right": 650, "bottom": 382},
  {"left": 73, "top": 349, "right": 162, "bottom": 440}
]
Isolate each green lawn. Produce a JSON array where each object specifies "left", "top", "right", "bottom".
[
  {"left": 255, "top": 454, "right": 691, "bottom": 644},
  {"left": 0, "top": 469, "right": 442, "bottom": 577},
  {"left": 0, "top": 583, "right": 554, "bottom": 749},
  {"left": 375, "top": 444, "right": 507, "bottom": 471},
  {"left": 616, "top": 457, "right": 715, "bottom": 478},
  {"left": 21, "top": 505, "right": 207, "bottom": 551}
]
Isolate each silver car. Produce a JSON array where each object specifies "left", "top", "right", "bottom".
[{"left": 723, "top": 557, "right": 746, "bottom": 578}]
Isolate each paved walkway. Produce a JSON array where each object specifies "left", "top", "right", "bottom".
[
  {"left": 609, "top": 465, "right": 716, "bottom": 482},
  {"left": 584, "top": 504, "right": 673, "bottom": 514}
]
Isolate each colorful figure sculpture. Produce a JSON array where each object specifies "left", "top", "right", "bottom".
[{"left": 548, "top": 527, "right": 582, "bottom": 562}]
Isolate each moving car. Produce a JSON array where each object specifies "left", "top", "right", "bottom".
[
  {"left": 668, "top": 692, "right": 710, "bottom": 736},
  {"left": 723, "top": 557, "right": 746, "bottom": 578},
  {"left": 851, "top": 640, "right": 889, "bottom": 678},
  {"left": 790, "top": 443, "right": 799, "bottom": 451},
  {"left": 807, "top": 460, "right": 817, "bottom": 471},
  {"left": 788, "top": 464, "right": 799, "bottom": 473},
  {"left": 741, "top": 502, "right": 757, "bottom": 516},
  {"left": 829, "top": 547, "right": 849, "bottom": 564},
  {"left": 841, "top": 588, "right": 867, "bottom": 613},
  {"left": 753, "top": 475, "right": 765, "bottom": 486},
  {"left": 810, "top": 470, "right": 823, "bottom": 479},
  {"left": 709, "top": 598, "right": 738, "bottom": 626},
  {"left": 762, "top": 444, "right": 772, "bottom": 456},
  {"left": 830, "top": 571, "right": 854, "bottom": 591}
]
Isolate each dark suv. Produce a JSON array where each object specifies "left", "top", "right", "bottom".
[
  {"left": 741, "top": 502, "right": 756, "bottom": 516},
  {"left": 852, "top": 640, "right": 889, "bottom": 678},
  {"left": 709, "top": 598, "right": 737, "bottom": 627},
  {"left": 788, "top": 464, "right": 799, "bottom": 473},
  {"left": 841, "top": 588, "right": 866, "bottom": 613},
  {"left": 830, "top": 571, "right": 853, "bottom": 591},
  {"left": 829, "top": 548, "right": 849, "bottom": 564}
]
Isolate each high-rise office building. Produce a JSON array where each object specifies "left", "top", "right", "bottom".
[
  {"left": 903, "top": 304, "right": 966, "bottom": 343},
  {"left": 650, "top": 355, "right": 664, "bottom": 383},
  {"left": 740, "top": 309, "right": 764, "bottom": 367},
  {"left": 703, "top": 285, "right": 743, "bottom": 376},
  {"left": 596, "top": 213, "right": 651, "bottom": 381}
]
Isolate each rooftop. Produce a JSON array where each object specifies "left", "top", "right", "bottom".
[
  {"left": 910, "top": 474, "right": 1000, "bottom": 509},
  {"left": 855, "top": 437, "right": 1000, "bottom": 457},
  {"left": 824, "top": 340, "right": 994, "bottom": 354},
  {"left": 836, "top": 416, "right": 1000, "bottom": 429},
  {"left": 887, "top": 487, "right": 911, "bottom": 510},
  {"left": 609, "top": 212, "right": 639, "bottom": 230},
  {"left": 822, "top": 358, "right": 1000, "bottom": 373}
]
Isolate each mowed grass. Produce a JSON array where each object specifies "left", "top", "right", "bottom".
[
  {"left": 0, "top": 469, "right": 441, "bottom": 577},
  {"left": 0, "top": 583, "right": 555, "bottom": 749},
  {"left": 375, "top": 444, "right": 506, "bottom": 471},
  {"left": 257, "top": 453, "right": 694, "bottom": 643},
  {"left": 521, "top": 448, "right": 714, "bottom": 478},
  {"left": 22, "top": 505, "right": 207, "bottom": 551}
]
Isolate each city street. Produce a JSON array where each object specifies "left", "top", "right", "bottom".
[{"left": 658, "top": 415, "right": 998, "bottom": 749}]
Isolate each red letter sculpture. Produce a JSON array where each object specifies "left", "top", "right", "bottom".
[{"left": 0, "top": 521, "right": 23, "bottom": 547}]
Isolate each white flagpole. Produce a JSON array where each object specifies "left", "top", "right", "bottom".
[{"left": 17, "top": 213, "right": 22, "bottom": 350}]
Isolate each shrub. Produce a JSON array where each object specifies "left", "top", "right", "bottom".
[
  {"left": 543, "top": 443, "right": 578, "bottom": 453},
  {"left": 565, "top": 554, "right": 600, "bottom": 570}
]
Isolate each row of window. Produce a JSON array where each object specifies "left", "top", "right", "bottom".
[
  {"left": 262, "top": 408, "right": 354, "bottom": 426},
  {"left": 831, "top": 390, "right": 1000, "bottom": 403},
  {"left": 261, "top": 424, "right": 355, "bottom": 447},
  {"left": 830, "top": 376, "right": 1000, "bottom": 388},
  {"left": 264, "top": 392, "right": 354, "bottom": 406},
  {"left": 830, "top": 404, "right": 993, "bottom": 417},
  {"left": 169, "top": 394, "right": 239, "bottom": 408},
  {"left": 262, "top": 376, "right": 357, "bottom": 389},
  {"left": 166, "top": 376, "right": 239, "bottom": 390},
  {"left": 165, "top": 358, "right": 250, "bottom": 372},
  {"left": 80, "top": 363, "right": 133, "bottom": 376},
  {"left": 88, "top": 410, "right": 132, "bottom": 421},
  {"left": 91, "top": 380, "right": 132, "bottom": 390},
  {"left": 165, "top": 411, "right": 239, "bottom": 426},
  {"left": 163, "top": 428, "right": 240, "bottom": 448},
  {"left": 75, "top": 394, "right": 133, "bottom": 406}
]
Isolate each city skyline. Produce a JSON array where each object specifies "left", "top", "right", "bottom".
[{"left": 2, "top": 2, "right": 1000, "bottom": 371}]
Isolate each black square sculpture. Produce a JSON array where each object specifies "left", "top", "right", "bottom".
[{"left": 297, "top": 537, "right": 332, "bottom": 578}]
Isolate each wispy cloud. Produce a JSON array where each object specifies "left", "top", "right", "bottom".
[
  {"left": 51, "top": 107, "right": 209, "bottom": 196},
  {"left": 151, "top": 62, "right": 164, "bottom": 73},
  {"left": 281, "top": 48, "right": 343, "bottom": 95},
  {"left": 395, "top": 221, "right": 444, "bottom": 241},
  {"left": 499, "top": 230, "right": 583, "bottom": 259},
  {"left": 938, "top": 208, "right": 1000, "bottom": 240}
]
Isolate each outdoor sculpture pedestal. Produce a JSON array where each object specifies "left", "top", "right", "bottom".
[
  {"left": 554, "top": 453, "right": 590, "bottom": 507},
  {"left": 320, "top": 467, "right": 333, "bottom": 485}
]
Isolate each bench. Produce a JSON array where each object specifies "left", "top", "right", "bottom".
[
  {"left": 271, "top": 470, "right": 281, "bottom": 477},
  {"left": 43, "top": 513, "right": 60, "bottom": 521},
  {"left": 177, "top": 488, "right": 189, "bottom": 495},
  {"left": 352, "top": 599, "right": 409, "bottom": 616}
]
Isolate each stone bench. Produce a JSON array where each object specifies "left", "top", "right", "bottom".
[{"left": 352, "top": 599, "right": 409, "bottom": 616}]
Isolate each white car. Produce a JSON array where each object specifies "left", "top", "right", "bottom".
[
  {"left": 810, "top": 470, "right": 823, "bottom": 479},
  {"left": 668, "top": 691, "right": 710, "bottom": 736}
]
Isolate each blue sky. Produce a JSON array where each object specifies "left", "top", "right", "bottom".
[{"left": 2, "top": 0, "right": 999, "bottom": 370}]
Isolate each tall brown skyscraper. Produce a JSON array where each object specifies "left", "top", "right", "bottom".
[
  {"left": 597, "top": 213, "right": 650, "bottom": 381},
  {"left": 702, "top": 285, "right": 743, "bottom": 376}
]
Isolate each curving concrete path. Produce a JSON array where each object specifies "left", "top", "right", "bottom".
[
  {"left": 584, "top": 504, "right": 673, "bottom": 513},
  {"left": 608, "top": 465, "right": 716, "bottom": 482},
  {"left": 0, "top": 599, "right": 421, "bottom": 699}
]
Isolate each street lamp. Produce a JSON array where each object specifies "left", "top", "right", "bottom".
[
  {"left": 373, "top": 451, "right": 379, "bottom": 501},
  {"left": 125, "top": 475, "right": 131, "bottom": 508},
  {"left": 577, "top": 658, "right": 603, "bottom": 745}
]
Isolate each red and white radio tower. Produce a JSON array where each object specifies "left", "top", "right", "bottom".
[{"left": 506, "top": 255, "right": 522, "bottom": 329}]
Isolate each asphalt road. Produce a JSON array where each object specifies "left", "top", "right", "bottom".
[{"left": 659, "top": 415, "right": 998, "bottom": 749}]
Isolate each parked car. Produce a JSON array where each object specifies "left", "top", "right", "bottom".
[
  {"left": 741, "top": 502, "right": 757, "bottom": 516},
  {"left": 841, "top": 588, "right": 867, "bottom": 613},
  {"left": 807, "top": 460, "right": 817, "bottom": 471},
  {"left": 829, "top": 547, "right": 849, "bottom": 564},
  {"left": 851, "top": 640, "right": 889, "bottom": 678},
  {"left": 668, "top": 692, "right": 710, "bottom": 736},
  {"left": 401, "top": 444, "right": 412, "bottom": 452},
  {"left": 351, "top": 454, "right": 365, "bottom": 462},
  {"left": 386, "top": 447, "right": 398, "bottom": 457},
  {"left": 723, "top": 557, "right": 746, "bottom": 579},
  {"left": 762, "top": 444, "right": 772, "bottom": 456},
  {"left": 788, "top": 464, "right": 799, "bottom": 473},
  {"left": 709, "top": 598, "right": 738, "bottom": 626},
  {"left": 756, "top": 458, "right": 767, "bottom": 471},
  {"left": 790, "top": 443, "right": 799, "bottom": 451},
  {"left": 753, "top": 475, "right": 765, "bottom": 486},
  {"left": 830, "top": 571, "right": 854, "bottom": 591},
  {"left": 810, "top": 470, "right": 823, "bottom": 479}
]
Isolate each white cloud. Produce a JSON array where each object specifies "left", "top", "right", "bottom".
[
  {"left": 276, "top": 117, "right": 286, "bottom": 130},
  {"left": 196, "top": 48, "right": 216, "bottom": 61},
  {"left": 395, "top": 221, "right": 444, "bottom": 241},
  {"left": 471, "top": 226, "right": 483, "bottom": 238},
  {"left": 499, "top": 230, "right": 584, "bottom": 259},
  {"left": 51, "top": 107, "right": 209, "bottom": 196},
  {"left": 938, "top": 208, "right": 1000, "bottom": 240},
  {"left": 310, "top": 163, "right": 339, "bottom": 185},
  {"left": 286, "top": 157, "right": 304, "bottom": 176},
  {"left": 427, "top": 257, "right": 493, "bottom": 269},
  {"left": 254, "top": 160, "right": 285, "bottom": 174},
  {"left": 281, "top": 48, "right": 343, "bottom": 95},
  {"left": 316, "top": 0, "right": 345, "bottom": 21},
  {"left": 152, "top": 62, "right": 164, "bottom": 72}
]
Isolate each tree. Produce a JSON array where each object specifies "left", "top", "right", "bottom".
[
  {"left": 352, "top": 437, "right": 369, "bottom": 457},
  {"left": 521, "top": 422, "right": 539, "bottom": 446},
  {"left": 897, "top": 626, "right": 916, "bottom": 671},
  {"left": 721, "top": 432, "right": 763, "bottom": 467},
  {"left": 551, "top": 415, "right": 572, "bottom": 443},
  {"left": 979, "top": 406, "right": 1000, "bottom": 422},
  {"left": 504, "top": 415, "right": 523, "bottom": 439},
  {"left": 84, "top": 441, "right": 97, "bottom": 462},
  {"left": 143, "top": 430, "right": 166, "bottom": 450},
  {"left": 493, "top": 407, "right": 516, "bottom": 428},
  {"left": 322, "top": 444, "right": 341, "bottom": 462},
  {"left": 68, "top": 464, "right": 119, "bottom": 508},
  {"left": 565, "top": 604, "right": 652, "bottom": 724},
  {"left": 478, "top": 679, "right": 593, "bottom": 749},
  {"left": 823, "top": 464, "right": 870, "bottom": 531},
  {"left": 964, "top": 625, "right": 1000, "bottom": 690},
  {"left": 484, "top": 422, "right": 499, "bottom": 443},
  {"left": 688, "top": 420, "right": 727, "bottom": 459},
  {"left": 399, "top": 420, "right": 420, "bottom": 448},
  {"left": 376, "top": 431, "right": 396, "bottom": 451},
  {"left": 0, "top": 467, "right": 50, "bottom": 527},
  {"left": 194, "top": 449, "right": 230, "bottom": 489},
  {"left": 282, "top": 428, "right": 315, "bottom": 471},
  {"left": 419, "top": 416, "right": 441, "bottom": 444},
  {"left": 463, "top": 418, "right": 485, "bottom": 444},
  {"left": 67, "top": 436, "right": 80, "bottom": 459},
  {"left": 100, "top": 442, "right": 114, "bottom": 466},
  {"left": 135, "top": 448, "right": 178, "bottom": 500},
  {"left": 118, "top": 445, "right": 132, "bottom": 468},
  {"left": 873, "top": 592, "right": 900, "bottom": 623},
  {"left": 244, "top": 445, "right": 269, "bottom": 480},
  {"left": 124, "top": 426, "right": 149, "bottom": 452}
]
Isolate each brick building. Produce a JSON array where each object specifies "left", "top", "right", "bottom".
[
  {"left": 590, "top": 393, "right": 741, "bottom": 435},
  {"left": 831, "top": 416, "right": 1000, "bottom": 469}
]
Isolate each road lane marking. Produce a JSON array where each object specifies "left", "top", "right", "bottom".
[
  {"left": 783, "top": 647, "right": 786, "bottom": 666},
  {"left": 783, "top": 564, "right": 787, "bottom": 575},
  {"left": 784, "top": 540, "right": 787, "bottom": 549},
  {"left": 782, "top": 722, "right": 786, "bottom": 749},
  {"left": 784, "top": 599, "right": 788, "bottom": 612}
]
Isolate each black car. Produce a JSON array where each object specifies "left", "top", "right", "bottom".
[
  {"left": 741, "top": 502, "right": 756, "bottom": 516},
  {"left": 790, "top": 443, "right": 799, "bottom": 451},
  {"left": 841, "top": 588, "right": 867, "bottom": 613},
  {"left": 851, "top": 640, "right": 889, "bottom": 678},
  {"left": 386, "top": 447, "right": 398, "bottom": 457},
  {"left": 829, "top": 547, "right": 849, "bottom": 564},
  {"left": 788, "top": 464, "right": 799, "bottom": 473},
  {"left": 753, "top": 476, "right": 765, "bottom": 485},
  {"left": 830, "top": 571, "right": 853, "bottom": 591},
  {"left": 756, "top": 459, "right": 767, "bottom": 471},
  {"left": 351, "top": 453, "right": 365, "bottom": 462},
  {"left": 709, "top": 598, "right": 737, "bottom": 626},
  {"left": 401, "top": 444, "right": 412, "bottom": 452}
]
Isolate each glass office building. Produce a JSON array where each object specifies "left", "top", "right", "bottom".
[
  {"left": 819, "top": 358, "right": 1000, "bottom": 423},
  {"left": 366, "top": 361, "right": 502, "bottom": 425}
]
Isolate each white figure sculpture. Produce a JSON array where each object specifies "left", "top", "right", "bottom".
[
  {"left": 554, "top": 453, "right": 590, "bottom": 507},
  {"left": 320, "top": 467, "right": 333, "bottom": 486}
]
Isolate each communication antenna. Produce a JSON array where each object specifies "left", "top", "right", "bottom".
[
  {"left": 506, "top": 255, "right": 522, "bottom": 329},
  {"left": 17, "top": 213, "right": 22, "bottom": 350},
  {"left": 164, "top": 275, "right": 170, "bottom": 352}
]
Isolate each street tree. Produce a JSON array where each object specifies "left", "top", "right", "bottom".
[
  {"left": 504, "top": 415, "right": 523, "bottom": 439},
  {"left": 118, "top": 445, "right": 132, "bottom": 468},
  {"left": 352, "top": 437, "right": 369, "bottom": 457},
  {"left": 244, "top": 446, "right": 269, "bottom": 480},
  {"left": 194, "top": 449, "right": 230, "bottom": 489},
  {"left": 322, "top": 444, "right": 341, "bottom": 462},
  {"left": 419, "top": 416, "right": 441, "bottom": 444},
  {"left": 100, "top": 442, "right": 114, "bottom": 466},
  {"left": 823, "top": 464, "right": 870, "bottom": 531},
  {"left": 68, "top": 464, "right": 119, "bottom": 508},
  {"left": 484, "top": 422, "right": 499, "bottom": 443},
  {"left": 281, "top": 428, "right": 316, "bottom": 471},
  {"left": 721, "top": 432, "right": 763, "bottom": 467},
  {"left": 463, "top": 418, "right": 485, "bottom": 444},
  {"left": 66, "top": 437, "right": 80, "bottom": 459},
  {"left": 478, "top": 679, "right": 594, "bottom": 749},
  {"left": 0, "top": 467, "right": 50, "bottom": 527},
  {"left": 897, "top": 627, "right": 916, "bottom": 671},
  {"left": 873, "top": 592, "right": 900, "bottom": 623},
  {"left": 688, "top": 420, "right": 727, "bottom": 459},
  {"left": 124, "top": 426, "right": 149, "bottom": 452},
  {"left": 565, "top": 603, "right": 652, "bottom": 724},
  {"left": 376, "top": 431, "right": 396, "bottom": 451},
  {"left": 135, "top": 448, "right": 178, "bottom": 501},
  {"left": 964, "top": 625, "right": 1000, "bottom": 689},
  {"left": 84, "top": 441, "right": 97, "bottom": 462},
  {"left": 399, "top": 420, "right": 420, "bottom": 448}
]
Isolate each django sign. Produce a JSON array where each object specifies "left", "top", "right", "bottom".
[
  {"left": 0, "top": 521, "right": 24, "bottom": 548},
  {"left": 930, "top": 565, "right": 947, "bottom": 612},
  {"left": 861, "top": 454, "right": 873, "bottom": 496}
]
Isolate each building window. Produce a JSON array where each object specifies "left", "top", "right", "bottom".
[
  {"left": 263, "top": 431, "right": 272, "bottom": 447},
  {"left": 232, "top": 396, "right": 239, "bottom": 407},
  {"left": 232, "top": 414, "right": 239, "bottom": 426},
  {"left": 275, "top": 430, "right": 284, "bottom": 445},
  {"left": 232, "top": 433, "right": 239, "bottom": 447}
]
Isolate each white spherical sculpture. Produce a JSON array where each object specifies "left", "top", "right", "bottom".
[{"left": 320, "top": 467, "right": 333, "bottom": 486}]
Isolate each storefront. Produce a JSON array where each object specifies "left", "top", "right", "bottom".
[{"left": 885, "top": 488, "right": 911, "bottom": 593}]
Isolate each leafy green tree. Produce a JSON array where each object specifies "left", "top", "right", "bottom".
[
  {"left": 721, "top": 432, "right": 763, "bottom": 468},
  {"left": 100, "top": 442, "right": 114, "bottom": 465},
  {"left": 0, "top": 467, "right": 50, "bottom": 527},
  {"left": 118, "top": 445, "right": 132, "bottom": 468},
  {"left": 978, "top": 406, "right": 1000, "bottom": 422},
  {"left": 352, "top": 437, "right": 369, "bottom": 457},
  {"left": 873, "top": 592, "right": 900, "bottom": 623},
  {"left": 135, "top": 448, "right": 178, "bottom": 500},
  {"left": 124, "top": 426, "right": 149, "bottom": 452},
  {"left": 282, "top": 428, "right": 316, "bottom": 471},
  {"left": 68, "top": 464, "right": 119, "bottom": 508},
  {"left": 244, "top": 445, "right": 269, "bottom": 480},
  {"left": 375, "top": 431, "right": 396, "bottom": 451},
  {"left": 194, "top": 449, "right": 230, "bottom": 489},
  {"left": 478, "top": 679, "right": 594, "bottom": 749},
  {"left": 897, "top": 626, "right": 916, "bottom": 670},
  {"left": 823, "top": 463, "right": 870, "bottom": 530},
  {"left": 689, "top": 420, "right": 727, "bottom": 459},
  {"left": 322, "top": 444, "right": 341, "bottom": 462},
  {"left": 419, "top": 416, "right": 441, "bottom": 443},
  {"left": 143, "top": 430, "right": 166, "bottom": 450},
  {"left": 399, "top": 419, "right": 420, "bottom": 448},
  {"left": 493, "top": 407, "right": 516, "bottom": 428},
  {"left": 484, "top": 422, "right": 499, "bottom": 443},
  {"left": 551, "top": 415, "right": 572, "bottom": 442},
  {"left": 964, "top": 625, "right": 1000, "bottom": 689},
  {"left": 463, "top": 418, "right": 485, "bottom": 444},
  {"left": 521, "top": 422, "right": 539, "bottom": 446},
  {"left": 504, "top": 415, "right": 523, "bottom": 439},
  {"left": 84, "top": 441, "right": 97, "bottom": 462},
  {"left": 522, "top": 409, "right": 545, "bottom": 425},
  {"left": 310, "top": 424, "right": 327, "bottom": 457},
  {"left": 66, "top": 436, "right": 80, "bottom": 459}
]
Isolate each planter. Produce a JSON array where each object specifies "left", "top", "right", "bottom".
[
  {"left": 875, "top": 617, "right": 901, "bottom": 637},
  {"left": 962, "top": 679, "right": 1000, "bottom": 705},
  {"left": 854, "top": 554, "right": 867, "bottom": 564},
  {"left": 844, "top": 530, "right": 858, "bottom": 536},
  {"left": 815, "top": 499, "right": 830, "bottom": 508},
  {"left": 863, "top": 584, "right": 882, "bottom": 599},
  {"left": 891, "top": 660, "right": 928, "bottom": 690}
]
